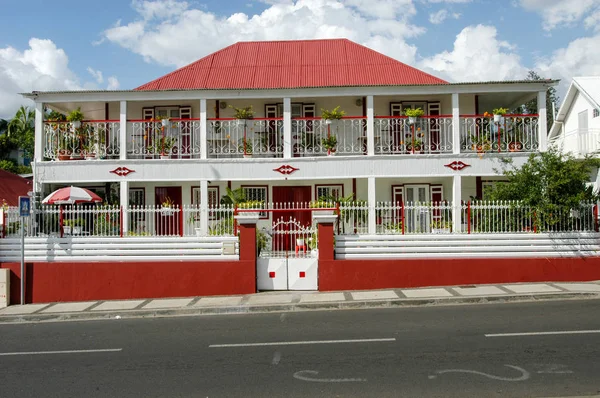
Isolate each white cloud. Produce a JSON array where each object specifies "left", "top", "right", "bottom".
[
  {"left": 426, "top": 0, "right": 470, "bottom": 2},
  {"left": 419, "top": 25, "right": 527, "bottom": 82},
  {"left": 584, "top": 8, "right": 600, "bottom": 31},
  {"left": 518, "top": 0, "right": 600, "bottom": 31},
  {"left": 107, "top": 76, "right": 120, "bottom": 90},
  {"left": 87, "top": 67, "right": 104, "bottom": 84},
  {"left": 102, "top": 0, "right": 424, "bottom": 68},
  {"left": 535, "top": 34, "right": 600, "bottom": 95},
  {"left": 0, "top": 39, "right": 120, "bottom": 119},
  {"left": 429, "top": 9, "right": 460, "bottom": 24}
]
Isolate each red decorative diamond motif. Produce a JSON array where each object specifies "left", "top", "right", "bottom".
[
  {"left": 444, "top": 161, "right": 470, "bottom": 171},
  {"left": 273, "top": 164, "right": 299, "bottom": 175},
  {"left": 110, "top": 167, "right": 135, "bottom": 177}
]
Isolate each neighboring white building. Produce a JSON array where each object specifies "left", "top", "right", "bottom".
[
  {"left": 549, "top": 76, "right": 600, "bottom": 189},
  {"left": 22, "top": 39, "right": 554, "bottom": 236}
]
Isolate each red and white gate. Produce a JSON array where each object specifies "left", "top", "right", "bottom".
[{"left": 257, "top": 217, "right": 318, "bottom": 291}]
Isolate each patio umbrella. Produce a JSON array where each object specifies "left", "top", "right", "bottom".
[{"left": 42, "top": 186, "right": 103, "bottom": 205}]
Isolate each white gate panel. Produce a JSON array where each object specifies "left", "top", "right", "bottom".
[
  {"left": 257, "top": 258, "right": 288, "bottom": 290},
  {"left": 287, "top": 258, "right": 318, "bottom": 290}
]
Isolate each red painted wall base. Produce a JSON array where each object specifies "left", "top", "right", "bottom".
[
  {"left": 0, "top": 260, "right": 256, "bottom": 304},
  {"left": 319, "top": 257, "right": 600, "bottom": 291}
]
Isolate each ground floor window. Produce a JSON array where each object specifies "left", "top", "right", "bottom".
[
  {"left": 242, "top": 185, "right": 268, "bottom": 218},
  {"left": 315, "top": 184, "right": 343, "bottom": 200}
]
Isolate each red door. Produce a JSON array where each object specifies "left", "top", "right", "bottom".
[
  {"left": 155, "top": 187, "right": 182, "bottom": 236},
  {"left": 272, "top": 186, "right": 312, "bottom": 252}
]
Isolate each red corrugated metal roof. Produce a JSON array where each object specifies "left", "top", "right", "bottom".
[
  {"left": 0, "top": 170, "right": 32, "bottom": 206},
  {"left": 135, "top": 39, "right": 448, "bottom": 90}
]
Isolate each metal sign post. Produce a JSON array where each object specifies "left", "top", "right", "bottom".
[{"left": 18, "top": 196, "right": 30, "bottom": 305}]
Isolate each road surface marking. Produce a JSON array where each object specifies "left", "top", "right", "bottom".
[
  {"left": 485, "top": 330, "right": 600, "bottom": 337},
  {"left": 431, "top": 365, "right": 530, "bottom": 382},
  {"left": 272, "top": 351, "right": 281, "bottom": 365},
  {"left": 294, "top": 370, "right": 366, "bottom": 383},
  {"left": 210, "top": 337, "right": 396, "bottom": 348},
  {"left": 0, "top": 348, "right": 122, "bottom": 356}
]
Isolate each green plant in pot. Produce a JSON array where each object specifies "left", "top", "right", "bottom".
[
  {"left": 470, "top": 134, "right": 492, "bottom": 153},
  {"left": 321, "top": 106, "right": 345, "bottom": 125},
  {"left": 67, "top": 107, "right": 85, "bottom": 129},
  {"left": 492, "top": 107, "right": 508, "bottom": 123},
  {"left": 321, "top": 134, "right": 338, "bottom": 155},
  {"left": 148, "top": 136, "right": 177, "bottom": 158},
  {"left": 404, "top": 107, "right": 425, "bottom": 124},
  {"left": 230, "top": 105, "right": 254, "bottom": 125},
  {"left": 239, "top": 137, "right": 253, "bottom": 157}
]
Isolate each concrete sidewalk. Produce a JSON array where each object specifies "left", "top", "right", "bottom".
[{"left": 1, "top": 281, "right": 600, "bottom": 323}]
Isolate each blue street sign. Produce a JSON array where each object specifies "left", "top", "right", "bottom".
[{"left": 19, "top": 196, "right": 30, "bottom": 217}]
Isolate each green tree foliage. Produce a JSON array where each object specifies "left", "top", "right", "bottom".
[
  {"left": 514, "top": 71, "right": 560, "bottom": 130},
  {"left": 7, "top": 106, "right": 35, "bottom": 160},
  {"left": 482, "top": 148, "right": 600, "bottom": 231},
  {"left": 0, "top": 133, "right": 17, "bottom": 160}
]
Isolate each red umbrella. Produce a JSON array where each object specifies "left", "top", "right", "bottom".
[{"left": 42, "top": 186, "right": 103, "bottom": 205}]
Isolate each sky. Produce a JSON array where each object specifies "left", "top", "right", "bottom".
[{"left": 1, "top": 0, "right": 600, "bottom": 119}]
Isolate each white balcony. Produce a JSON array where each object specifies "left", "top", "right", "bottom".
[{"left": 551, "top": 128, "right": 600, "bottom": 157}]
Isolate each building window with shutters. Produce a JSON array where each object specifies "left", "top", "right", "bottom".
[
  {"left": 242, "top": 186, "right": 268, "bottom": 218},
  {"left": 191, "top": 186, "right": 219, "bottom": 219},
  {"left": 315, "top": 184, "right": 344, "bottom": 200},
  {"left": 594, "top": 108, "right": 599, "bottom": 118}
]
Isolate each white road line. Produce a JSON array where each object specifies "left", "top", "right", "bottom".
[
  {"left": 0, "top": 348, "right": 123, "bottom": 356},
  {"left": 486, "top": 330, "right": 600, "bottom": 337},
  {"left": 210, "top": 338, "right": 396, "bottom": 348}
]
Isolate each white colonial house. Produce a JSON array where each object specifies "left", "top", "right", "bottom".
[
  {"left": 549, "top": 76, "right": 600, "bottom": 188},
  {"left": 22, "top": 38, "right": 553, "bottom": 238}
]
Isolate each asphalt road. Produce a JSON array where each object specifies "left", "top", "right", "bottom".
[{"left": 0, "top": 299, "right": 600, "bottom": 398}]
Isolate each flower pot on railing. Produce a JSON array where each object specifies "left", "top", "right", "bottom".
[
  {"left": 408, "top": 116, "right": 417, "bottom": 125},
  {"left": 161, "top": 118, "right": 170, "bottom": 127},
  {"left": 493, "top": 114, "right": 503, "bottom": 123},
  {"left": 508, "top": 141, "right": 522, "bottom": 152}
]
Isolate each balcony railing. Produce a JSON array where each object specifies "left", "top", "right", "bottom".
[
  {"left": 374, "top": 116, "right": 453, "bottom": 155},
  {"left": 460, "top": 114, "right": 539, "bottom": 153},
  {"left": 207, "top": 118, "right": 284, "bottom": 158},
  {"left": 43, "top": 121, "right": 120, "bottom": 161},
  {"left": 42, "top": 114, "right": 541, "bottom": 161},
  {"left": 550, "top": 128, "right": 600, "bottom": 156},
  {"left": 292, "top": 117, "right": 367, "bottom": 156}
]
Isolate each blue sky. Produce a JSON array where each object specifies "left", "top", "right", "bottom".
[{"left": 1, "top": 0, "right": 599, "bottom": 118}]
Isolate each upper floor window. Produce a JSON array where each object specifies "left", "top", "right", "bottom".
[{"left": 594, "top": 108, "right": 599, "bottom": 118}]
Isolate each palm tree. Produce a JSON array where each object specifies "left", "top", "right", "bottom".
[
  {"left": 220, "top": 187, "right": 247, "bottom": 206},
  {"left": 7, "top": 106, "right": 35, "bottom": 160}
]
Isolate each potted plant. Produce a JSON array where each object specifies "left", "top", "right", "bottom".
[
  {"left": 67, "top": 107, "right": 84, "bottom": 129},
  {"left": 148, "top": 136, "right": 177, "bottom": 159},
  {"left": 492, "top": 107, "right": 508, "bottom": 123},
  {"left": 321, "top": 134, "right": 338, "bottom": 156},
  {"left": 384, "top": 221, "right": 403, "bottom": 234},
  {"left": 470, "top": 134, "right": 492, "bottom": 153},
  {"left": 230, "top": 105, "right": 254, "bottom": 125},
  {"left": 239, "top": 137, "right": 253, "bottom": 158},
  {"left": 63, "top": 218, "right": 85, "bottom": 235},
  {"left": 160, "top": 196, "right": 176, "bottom": 215},
  {"left": 159, "top": 116, "right": 170, "bottom": 127},
  {"left": 508, "top": 129, "right": 523, "bottom": 152},
  {"left": 321, "top": 106, "right": 345, "bottom": 125},
  {"left": 431, "top": 219, "right": 452, "bottom": 234},
  {"left": 407, "top": 137, "right": 424, "bottom": 153},
  {"left": 404, "top": 107, "right": 425, "bottom": 124}
]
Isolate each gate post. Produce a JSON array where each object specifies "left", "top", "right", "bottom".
[
  {"left": 314, "top": 214, "right": 338, "bottom": 261},
  {"left": 235, "top": 213, "right": 259, "bottom": 293}
]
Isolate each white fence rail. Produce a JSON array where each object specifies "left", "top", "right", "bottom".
[
  {"left": 0, "top": 236, "right": 238, "bottom": 262},
  {"left": 336, "top": 233, "right": 600, "bottom": 259}
]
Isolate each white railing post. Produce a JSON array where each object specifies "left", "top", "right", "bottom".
[
  {"left": 120, "top": 181, "right": 128, "bottom": 235},
  {"left": 452, "top": 93, "right": 460, "bottom": 154},
  {"left": 283, "top": 97, "right": 292, "bottom": 159},
  {"left": 452, "top": 175, "right": 462, "bottom": 233},
  {"left": 34, "top": 102, "right": 44, "bottom": 162},
  {"left": 366, "top": 95, "right": 375, "bottom": 156},
  {"left": 200, "top": 179, "right": 209, "bottom": 236},
  {"left": 368, "top": 177, "right": 376, "bottom": 234},
  {"left": 538, "top": 90, "right": 547, "bottom": 152},
  {"left": 200, "top": 99, "right": 207, "bottom": 159},
  {"left": 119, "top": 101, "right": 127, "bottom": 160}
]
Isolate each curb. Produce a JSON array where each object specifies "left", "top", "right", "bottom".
[{"left": 0, "top": 292, "right": 598, "bottom": 324}]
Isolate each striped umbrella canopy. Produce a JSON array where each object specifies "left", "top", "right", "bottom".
[{"left": 42, "top": 186, "right": 103, "bottom": 205}]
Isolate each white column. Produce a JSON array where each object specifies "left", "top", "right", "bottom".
[
  {"left": 199, "top": 179, "right": 209, "bottom": 236},
  {"left": 283, "top": 97, "right": 292, "bottom": 159},
  {"left": 452, "top": 175, "right": 462, "bottom": 233},
  {"left": 120, "top": 181, "right": 129, "bottom": 235},
  {"left": 34, "top": 102, "right": 44, "bottom": 162},
  {"left": 200, "top": 99, "right": 207, "bottom": 159},
  {"left": 452, "top": 93, "right": 460, "bottom": 155},
  {"left": 538, "top": 90, "right": 548, "bottom": 152},
  {"left": 368, "top": 177, "right": 376, "bottom": 234},
  {"left": 119, "top": 101, "right": 127, "bottom": 160},
  {"left": 366, "top": 95, "right": 375, "bottom": 156}
]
